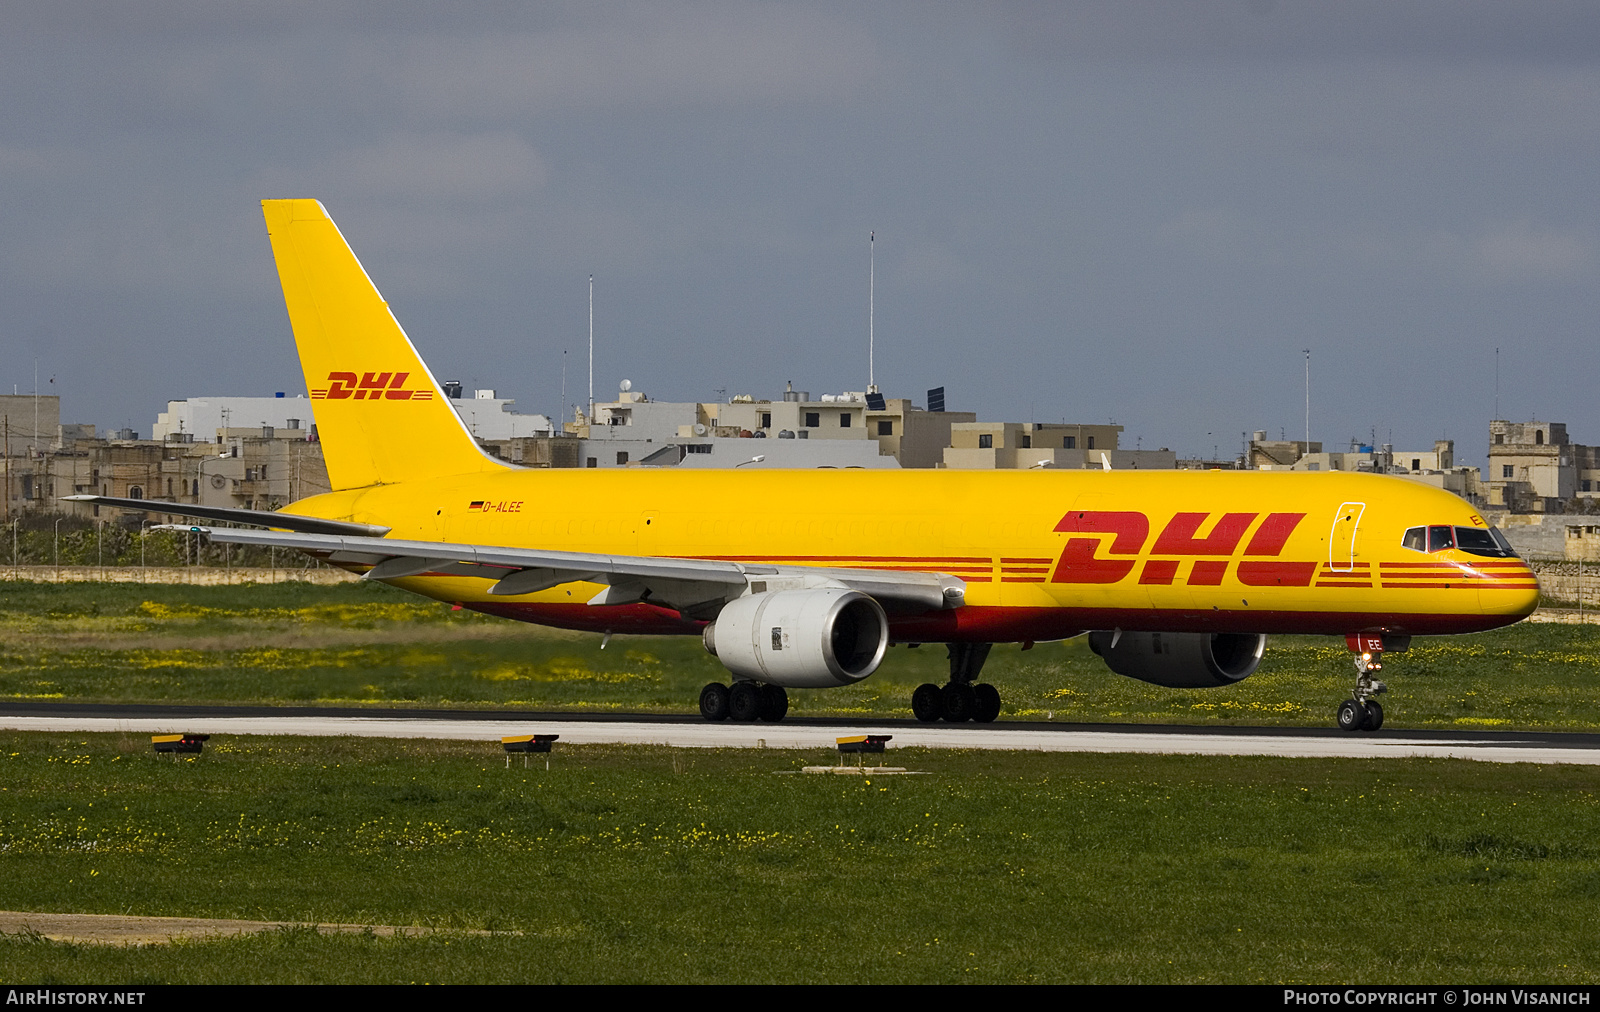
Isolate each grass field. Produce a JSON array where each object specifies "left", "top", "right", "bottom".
[
  {"left": 1, "top": 580, "right": 1598, "bottom": 731},
  {"left": 1, "top": 732, "right": 1598, "bottom": 983}
]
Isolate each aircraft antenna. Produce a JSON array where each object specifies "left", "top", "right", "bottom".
[{"left": 868, "top": 231, "right": 875, "bottom": 392}]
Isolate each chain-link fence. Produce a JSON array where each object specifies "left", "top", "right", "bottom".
[
  {"left": 1526, "top": 557, "right": 1598, "bottom": 618},
  {"left": 2, "top": 517, "right": 330, "bottom": 571}
]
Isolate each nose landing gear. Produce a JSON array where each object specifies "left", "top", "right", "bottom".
[{"left": 1337, "top": 633, "right": 1392, "bottom": 732}]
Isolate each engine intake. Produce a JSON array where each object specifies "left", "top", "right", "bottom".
[
  {"left": 1087, "top": 631, "right": 1266, "bottom": 688},
  {"left": 703, "top": 588, "right": 889, "bottom": 687}
]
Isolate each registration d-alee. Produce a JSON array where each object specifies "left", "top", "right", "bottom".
[{"left": 68, "top": 199, "right": 1540, "bottom": 732}]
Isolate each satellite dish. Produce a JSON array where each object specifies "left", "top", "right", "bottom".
[
  {"left": 693, "top": 423, "right": 707, "bottom": 436},
  {"left": 619, "top": 379, "right": 632, "bottom": 392}
]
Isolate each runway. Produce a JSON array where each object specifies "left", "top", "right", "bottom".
[{"left": 4, "top": 702, "right": 1600, "bottom": 765}]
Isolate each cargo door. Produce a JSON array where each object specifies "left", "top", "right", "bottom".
[{"left": 1329, "top": 502, "right": 1365, "bottom": 573}]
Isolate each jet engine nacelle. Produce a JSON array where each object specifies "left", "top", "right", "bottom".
[
  {"left": 1087, "top": 631, "right": 1266, "bottom": 688},
  {"left": 703, "top": 588, "right": 889, "bottom": 688}
]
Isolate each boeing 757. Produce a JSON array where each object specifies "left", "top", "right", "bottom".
[{"left": 68, "top": 200, "right": 1540, "bottom": 731}]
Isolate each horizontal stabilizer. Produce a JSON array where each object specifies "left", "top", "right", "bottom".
[{"left": 60, "top": 496, "right": 390, "bottom": 537}]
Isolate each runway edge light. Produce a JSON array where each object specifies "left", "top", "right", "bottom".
[
  {"left": 836, "top": 734, "right": 891, "bottom": 757},
  {"left": 152, "top": 733, "right": 209, "bottom": 757},
  {"left": 503, "top": 734, "right": 559, "bottom": 768}
]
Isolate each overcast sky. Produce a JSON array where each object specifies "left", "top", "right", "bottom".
[{"left": 2, "top": 1, "right": 1596, "bottom": 463}]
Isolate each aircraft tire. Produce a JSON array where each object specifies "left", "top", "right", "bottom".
[
  {"left": 760, "top": 684, "right": 789, "bottom": 722},
  {"left": 912, "top": 683, "right": 943, "bottom": 723},
  {"left": 728, "top": 681, "right": 765, "bottom": 723},
  {"left": 972, "top": 683, "right": 1001, "bottom": 723},
  {"left": 1336, "top": 698, "right": 1364, "bottom": 733},
  {"left": 1363, "top": 699, "right": 1384, "bottom": 732},
  {"left": 699, "top": 682, "right": 730, "bottom": 722},
  {"left": 942, "top": 682, "right": 976, "bottom": 723}
]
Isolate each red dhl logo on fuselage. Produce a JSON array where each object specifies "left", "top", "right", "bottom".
[
  {"left": 1049, "top": 511, "right": 1534, "bottom": 589},
  {"left": 311, "top": 372, "right": 435, "bottom": 401},
  {"left": 1053, "top": 510, "right": 1312, "bottom": 586}
]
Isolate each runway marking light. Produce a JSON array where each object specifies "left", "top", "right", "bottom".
[{"left": 152, "top": 734, "right": 209, "bottom": 757}]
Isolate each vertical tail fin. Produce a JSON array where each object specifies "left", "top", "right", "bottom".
[{"left": 262, "top": 199, "right": 508, "bottom": 491}]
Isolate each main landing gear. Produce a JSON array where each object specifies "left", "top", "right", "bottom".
[
  {"left": 1336, "top": 634, "right": 1389, "bottom": 733},
  {"left": 699, "top": 681, "right": 788, "bottom": 722},
  {"left": 912, "top": 643, "right": 1002, "bottom": 723}
]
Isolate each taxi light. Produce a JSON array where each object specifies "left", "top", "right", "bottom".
[{"left": 152, "top": 733, "right": 209, "bottom": 756}]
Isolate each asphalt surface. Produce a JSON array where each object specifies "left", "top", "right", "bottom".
[{"left": 4, "top": 700, "right": 1600, "bottom": 764}]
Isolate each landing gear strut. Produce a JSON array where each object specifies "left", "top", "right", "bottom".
[
  {"left": 700, "top": 681, "right": 788, "bottom": 722},
  {"left": 912, "top": 643, "right": 1002, "bottom": 723},
  {"left": 1337, "top": 634, "right": 1389, "bottom": 733}
]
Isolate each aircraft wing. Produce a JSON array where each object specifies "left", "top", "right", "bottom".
[
  {"left": 161, "top": 525, "right": 966, "bottom": 616},
  {"left": 60, "top": 495, "right": 390, "bottom": 537}
]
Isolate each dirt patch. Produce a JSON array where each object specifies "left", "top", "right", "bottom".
[{"left": 0, "top": 910, "right": 508, "bottom": 945}]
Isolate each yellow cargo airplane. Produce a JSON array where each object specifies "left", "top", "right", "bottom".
[{"left": 68, "top": 200, "right": 1541, "bottom": 732}]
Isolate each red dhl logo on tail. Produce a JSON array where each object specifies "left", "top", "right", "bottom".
[
  {"left": 1052, "top": 510, "right": 1317, "bottom": 586},
  {"left": 311, "top": 372, "right": 435, "bottom": 401}
]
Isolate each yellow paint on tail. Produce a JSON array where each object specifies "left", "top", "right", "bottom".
[{"left": 262, "top": 199, "right": 507, "bottom": 491}]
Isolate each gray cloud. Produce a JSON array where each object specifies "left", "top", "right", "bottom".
[
  {"left": 997, "top": 0, "right": 1600, "bottom": 61},
  {"left": 1, "top": 2, "right": 1596, "bottom": 464}
]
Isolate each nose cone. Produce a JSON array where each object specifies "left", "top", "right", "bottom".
[{"left": 1479, "top": 561, "right": 1541, "bottom": 623}]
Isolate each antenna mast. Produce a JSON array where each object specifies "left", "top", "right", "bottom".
[
  {"left": 868, "top": 232, "right": 875, "bottom": 391},
  {"left": 1303, "top": 349, "right": 1311, "bottom": 450},
  {"left": 588, "top": 275, "right": 594, "bottom": 423}
]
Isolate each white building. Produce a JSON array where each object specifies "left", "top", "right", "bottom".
[
  {"left": 445, "top": 388, "right": 553, "bottom": 440},
  {"left": 153, "top": 396, "right": 317, "bottom": 442},
  {"left": 153, "top": 389, "right": 552, "bottom": 444}
]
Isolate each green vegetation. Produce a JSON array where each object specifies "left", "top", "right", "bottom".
[
  {"left": 1, "top": 515, "right": 313, "bottom": 569},
  {"left": 1, "top": 733, "right": 1598, "bottom": 982},
  {"left": 1, "top": 580, "right": 1598, "bottom": 730},
  {"left": 1, "top": 518, "right": 321, "bottom": 573}
]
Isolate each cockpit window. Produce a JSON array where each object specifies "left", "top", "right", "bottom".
[
  {"left": 1455, "top": 526, "right": 1516, "bottom": 558},
  {"left": 1490, "top": 526, "right": 1519, "bottom": 558},
  {"left": 1403, "top": 524, "right": 1518, "bottom": 558}
]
